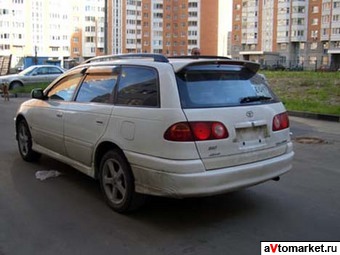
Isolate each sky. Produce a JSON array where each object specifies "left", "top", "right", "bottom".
[
  {"left": 218, "top": 0, "right": 233, "bottom": 55},
  {"left": 225, "top": 0, "right": 233, "bottom": 32}
]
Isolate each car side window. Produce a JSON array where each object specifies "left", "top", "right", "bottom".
[
  {"left": 116, "top": 66, "right": 159, "bottom": 107},
  {"left": 36, "top": 67, "right": 48, "bottom": 75},
  {"left": 48, "top": 67, "right": 63, "bottom": 74},
  {"left": 47, "top": 73, "right": 83, "bottom": 101},
  {"left": 75, "top": 73, "right": 117, "bottom": 104}
]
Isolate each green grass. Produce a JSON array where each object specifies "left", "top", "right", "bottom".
[{"left": 262, "top": 71, "right": 340, "bottom": 115}]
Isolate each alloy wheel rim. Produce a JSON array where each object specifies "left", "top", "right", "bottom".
[
  {"left": 102, "top": 158, "right": 127, "bottom": 204},
  {"left": 18, "top": 124, "right": 29, "bottom": 156}
]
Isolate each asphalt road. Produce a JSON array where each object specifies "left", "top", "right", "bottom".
[{"left": 1, "top": 98, "right": 339, "bottom": 255}]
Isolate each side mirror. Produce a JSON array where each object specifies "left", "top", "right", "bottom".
[{"left": 31, "top": 88, "right": 45, "bottom": 99}]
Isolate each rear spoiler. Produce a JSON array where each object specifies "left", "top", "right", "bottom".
[
  {"left": 174, "top": 59, "right": 261, "bottom": 73},
  {"left": 226, "top": 60, "right": 260, "bottom": 73}
]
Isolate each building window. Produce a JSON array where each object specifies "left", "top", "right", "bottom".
[
  {"left": 332, "top": 28, "right": 340, "bottom": 35},
  {"left": 188, "top": 39, "right": 197, "bottom": 45},
  {"left": 85, "top": 37, "right": 94, "bottom": 43},
  {"left": 188, "top": 21, "right": 197, "bottom": 26},
  {"left": 322, "top": 15, "right": 330, "bottom": 23},
  {"left": 280, "top": 43, "right": 287, "bottom": 50},
  {"left": 309, "top": 56, "right": 317, "bottom": 65},
  {"left": 311, "top": 30, "right": 318, "bottom": 39},
  {"left": 312, "top": 6, "right": 319, "bottom": 13},
  {"left": 310, "top": 42, "right": 318, "bottom": 50},
  {"left": 188, "top": 12, "right": 197, "bottom": 17},
  {"left": 323, "top": 2, "right": 331, "bottom": 10},
  {"left": 0, "top": 44, "right": 10, "bottom": 50},
  {"left": 322, "top": 28, "right": 328, "bottom": 36},
  {"left": 300, "top": 43, "right": 305, "bottom": 50}
]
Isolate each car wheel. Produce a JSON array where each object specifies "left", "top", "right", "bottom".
[
  {"left": 10, "top": 81, "right": 23, "bottom": 90},
  {"left": 17, "top": 119, "right": 41, "bottom": 162},
  {"left": 99, "top": 149, "right": 145, "bottom": 213}
]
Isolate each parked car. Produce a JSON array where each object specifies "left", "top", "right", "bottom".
[
  {"left": 0, "top": 65, "right": 65, "bottom": 90},
  {"left": 287, "top": 65, "right": 304, "bottom": 71},
  {"left": 15, "top": 54, "right": 294, "bottom": 213},
  {"left": 316, "top": 65, "right": 338, "bottom": 72},
  {"left": 260, "top": 64, "right": 286, "bottom": 71},
  {"left": 271, "top": 64, "right": 286, "bottom": 71}
]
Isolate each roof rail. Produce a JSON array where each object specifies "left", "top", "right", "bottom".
[
  {"left": 84, "top": 53, "right": 169, "bottom": 64},
  {"left": 168, "top": 55, "right": 231, "bottom": 60}
]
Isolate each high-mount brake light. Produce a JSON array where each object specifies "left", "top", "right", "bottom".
[
  {"left": 272, "top": 112, "right": 290, "bottom": 131},
  {"left": 164, "top": 122, "right": 228, "bottom": 141}
]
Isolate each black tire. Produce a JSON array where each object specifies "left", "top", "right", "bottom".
[
  {"left": 10, "top": 81, "right": 22, "bottom": 90},
  {"left": 17, "top": 119, "right": 41, "bottom": 162},
  {"left": 99, "top": 149, "right": 145, "bottom": 213}
]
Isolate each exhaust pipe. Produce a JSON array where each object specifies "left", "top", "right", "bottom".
[{"left": 272, "top": 176, "right": 280, "bottom": 181}]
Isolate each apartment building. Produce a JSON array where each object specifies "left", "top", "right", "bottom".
[
  {"left": 108, "top": 0, "right": 220, "bottom": 56},
  {"left": 1, "top": 0, "right": 226, "bottom": 68},
  {"left": 231, "top": 0, "right": 340, "bottom": 70},
  {"left": 73, "top": 0, "right": 220, "bottom": 60},
  {"left": 70, "top": 0, "right": 105, "bottom": 60},
  {"left": 0, "top": 0, "right": 72, "bottom": 66}
]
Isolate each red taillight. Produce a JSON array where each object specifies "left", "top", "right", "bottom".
[
  {"left": 164, "top": 122, "right": 228, "bottom": 141},
  {"left": 272, "top": 112, "right": 290, "bottom": 131},
  {"left": 164, "top": 122, "right": 194, "bottom": 141},
  {"left": 190, "top": 122, "right": 211, "bottom": 140}
]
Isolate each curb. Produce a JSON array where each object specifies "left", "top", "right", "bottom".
[
  {"left": 14, "top": 93, "right": 30, "bottom": 98},
  {"left": 288, "top": 111, "right": 340, "bottom": 123},
  {"left": 1, "top": 93, "right": 29, "bottom": 98}
]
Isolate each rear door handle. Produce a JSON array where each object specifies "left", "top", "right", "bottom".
[{"left": 56, "top": 112, "right": 63, "bottom": 118}]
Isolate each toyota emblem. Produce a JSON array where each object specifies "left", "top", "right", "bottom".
[{"left": 246, "top": 111, "right": 254, "bottom": 118}]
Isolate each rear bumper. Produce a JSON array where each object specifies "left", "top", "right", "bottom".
[{"left": 125, "top": 144, "right": 294, "bottom": 198}]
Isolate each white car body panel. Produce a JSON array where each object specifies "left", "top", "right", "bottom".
[
  {"left": 130, "top": 144, "right": 293, "bottom": 197},
  {"left": 182, "top": 103, "right": 291, "bottom": 170},
  {"left": 63, "top": 102, "right": 113, "bottom": 166},
  {"left": 104, "top": 106, "right": 200, "bottom": 160},
  {"left": 21, "top": 99, "right": 67, "bottom": 155}
]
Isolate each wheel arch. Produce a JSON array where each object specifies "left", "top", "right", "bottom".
[
  {"left": 15, "top": 114, "right": 27, "bottom": 139},
  {"left": 9, "top": 80, "right": 23, "bottom": 90},
  {"left": 94, "top": 141, "right": 126, "bottom": 180}
]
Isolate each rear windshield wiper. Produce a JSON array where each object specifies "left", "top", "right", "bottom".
[{"left": 240, "top": 96, "right": 272, "bottom": 104}]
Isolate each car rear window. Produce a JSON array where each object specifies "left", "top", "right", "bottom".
[{"left": 176, "top": 64, "right": 278, "bottom": 108}]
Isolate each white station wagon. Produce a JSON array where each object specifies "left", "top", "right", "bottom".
[{"left": 15, "top": 54, "right": 294, "bottom": 213}]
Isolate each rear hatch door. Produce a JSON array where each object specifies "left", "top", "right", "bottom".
[{"left": 175, "top": 62, "right": 290, "bottom": 170}]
